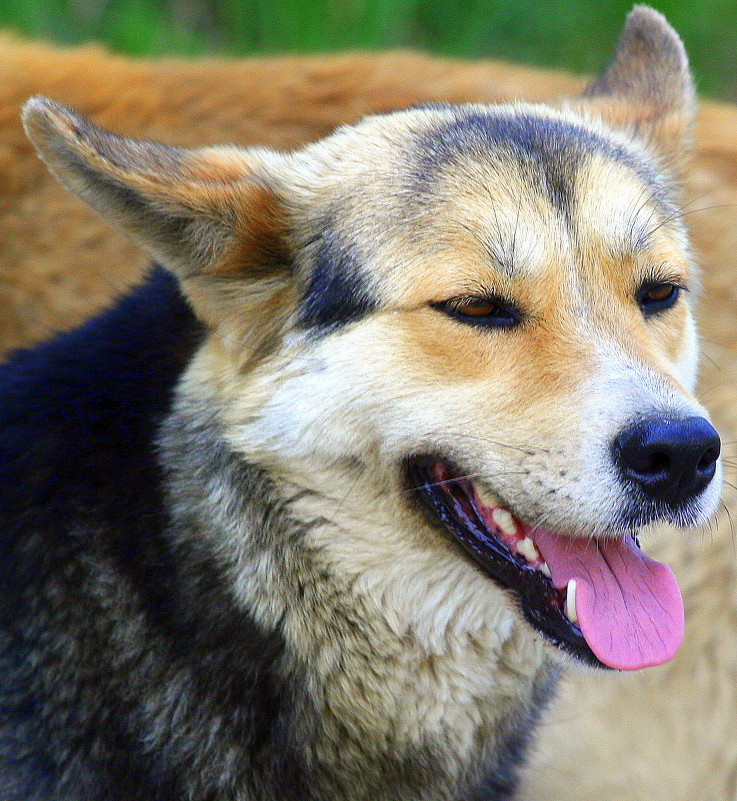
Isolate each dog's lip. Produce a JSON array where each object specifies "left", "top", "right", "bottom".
[
  {"left": 407, "top": 456, "right": 604, "bottom": 668},
  {"left": 408, "top": 456, "right": 685, "bottom": 670}
]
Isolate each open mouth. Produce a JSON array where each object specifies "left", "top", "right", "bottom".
[{"left": 408, "top": 458, "right": 684, "bottom": 671}]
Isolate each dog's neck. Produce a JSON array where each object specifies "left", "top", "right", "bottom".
[{"left": 158, "top": 365, "right": 556, "bottom": 800}]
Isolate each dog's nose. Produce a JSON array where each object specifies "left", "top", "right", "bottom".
[{"left": 613, "top": 416, "right": 720, "bottom": 504}]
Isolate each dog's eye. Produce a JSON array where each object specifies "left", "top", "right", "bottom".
[
  {"left": 433, "top": 297, "right": 521, "bottom": 328},
  {"left": 637, "top": 282, "right": 682, "bottom": 316}
]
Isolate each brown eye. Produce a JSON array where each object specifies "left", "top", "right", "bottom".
[
  {"left": 455, "top": 298, "right": 498, "bottom": 317},
  {"left": 432, "top": 296, "right": 521, "bottom": 329},
  {"left": 637, "top": 282, "right": 682, "bottom": 316},
  {"left": 646, "top": 284, "right": 675, "bottom": 302}
]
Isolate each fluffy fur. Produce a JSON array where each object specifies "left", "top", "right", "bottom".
[{"left": 0, "top": 9, "right": 736, "bottom": 801}]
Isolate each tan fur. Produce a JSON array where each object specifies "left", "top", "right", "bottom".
[{"left": 3, "top": 20, "right": 737, "bottom": 801}]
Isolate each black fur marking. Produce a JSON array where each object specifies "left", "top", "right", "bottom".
[
  {"left": 0, "top": 267, "right": 295, "bottom": 799},
  {"left": 415, "top": 110, "right": 668, "bottom": 220},
  {"left": 0, "top": 265, "right": 201, "bottom": 538},
  {"left": 299, "top": 226, "right": 378, "bottom": 333}
]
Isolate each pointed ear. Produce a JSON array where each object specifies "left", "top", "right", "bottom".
[
  {"left": 573, "top": 6, "right": 695, "bottom": 159},
  {"left": 21, "top": 96, "right": 291, "bottom": 281}
]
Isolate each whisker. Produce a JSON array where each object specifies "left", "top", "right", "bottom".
[
  {"left": 696, "top": 382, "right": 728, "bottom": 402},
  {"left": 628, "top": 182, "right": 662, "bottom": 245},
  {"left": 450, "top": 432, "right": 541, "bottom": 456},
  {"left": 511, "top": 195, "right": 522, "bottom": 272},
  {"left": 402, "top": 470, "right": 530, "bottom": 495},
  {"left": 696, "top": 517, "right": 715, "bottom": 547},
  {"left": 719, "top": 499, "right": 736, "bottom": 551},
  {"left": 335, "top": 470, "right": 365, "bottom": 516},
  {"left": 641, "top": 191, "right": 710, "bottom": 240},
  {"left": 698, "top": 351, "right": 721, "bottom": 371},
  {"left": 699, "top": 335, "right": 732, "bottom": 349},
  {"left": 647, "top": 203, "right": 737, "bottom": 237},
  {"left": 657, "top": 190, "right": 711, "bottom": 219}
]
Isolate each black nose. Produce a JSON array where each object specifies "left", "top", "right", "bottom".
[{"left": 613, "top": 416, "right": 720, "bottom": 505}]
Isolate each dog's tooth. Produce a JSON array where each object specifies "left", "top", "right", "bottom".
[
  {"left": 492, "top": 508, "right": 517, "bottom": 537},
  {"left": 540, "top": 562, "right": 551, "bottom": 578},
  {"left": 565, "top": 579, "right": 578, "bottom": 624},
  {"left": 516, "top": 536, "right": 540, "bottom": 563}
]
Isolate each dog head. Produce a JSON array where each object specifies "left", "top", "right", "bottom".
[{"left": 23, "top": 6, "right": 720, "bottom": 672}]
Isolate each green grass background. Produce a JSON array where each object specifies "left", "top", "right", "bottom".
[{"left": 2, "top": 0, "right": 736, "bottom": 99}]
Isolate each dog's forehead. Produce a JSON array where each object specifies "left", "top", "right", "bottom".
[
  {"left": 409, "top": 148, "right": 683, "bottom": 286},
  {"left": 411, "top": 107, "right": 652, "bottom": 202},
  {"left": 409, "top": 110, "right": 677, "bottom": 258}
]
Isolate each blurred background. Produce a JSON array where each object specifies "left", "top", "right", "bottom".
[{"left": 2, "top": 0, "right": 736, "bottom": 100}]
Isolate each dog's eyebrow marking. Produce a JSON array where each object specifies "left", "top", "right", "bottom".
[
  {"left": 452, "top": 220, "right": 521, "bottom": 278},
  {"left": 299, "top": 226, "right": 378, "bottom": 333},
  {"left": 598, "top": 180, "right": 681, "bottom": 262}
]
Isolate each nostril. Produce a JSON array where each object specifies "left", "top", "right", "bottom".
[
  {"left": 622, "top": 442, "right": 671, "bottom": 477},
  {"left": 698, "top": 446, "right": 720, "bottom": 472},
  {"left": 641, "top": 451, "right": 670, "bottom": 476}
]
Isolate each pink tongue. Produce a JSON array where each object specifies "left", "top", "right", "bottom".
[{"left": 531, "top": 529, "right": 684, "bottom": 670}]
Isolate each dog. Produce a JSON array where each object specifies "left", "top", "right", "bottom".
[{"left": 0, "top": 8, "right": 725, "bottom": 799}]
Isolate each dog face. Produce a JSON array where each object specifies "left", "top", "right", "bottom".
[
  {"left": 23, "top": 7, "right": 720, "bottom": 672},
  {"left": 261, "top": 102, "right": 712, "bottom": 531}
]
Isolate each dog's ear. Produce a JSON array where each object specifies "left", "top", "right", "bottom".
[
  {"left": 574, "top": 5, "right": 695, "bottom": 159},
  {"left": 22, "top": 97, "right": 290, "bottom": 282}
]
